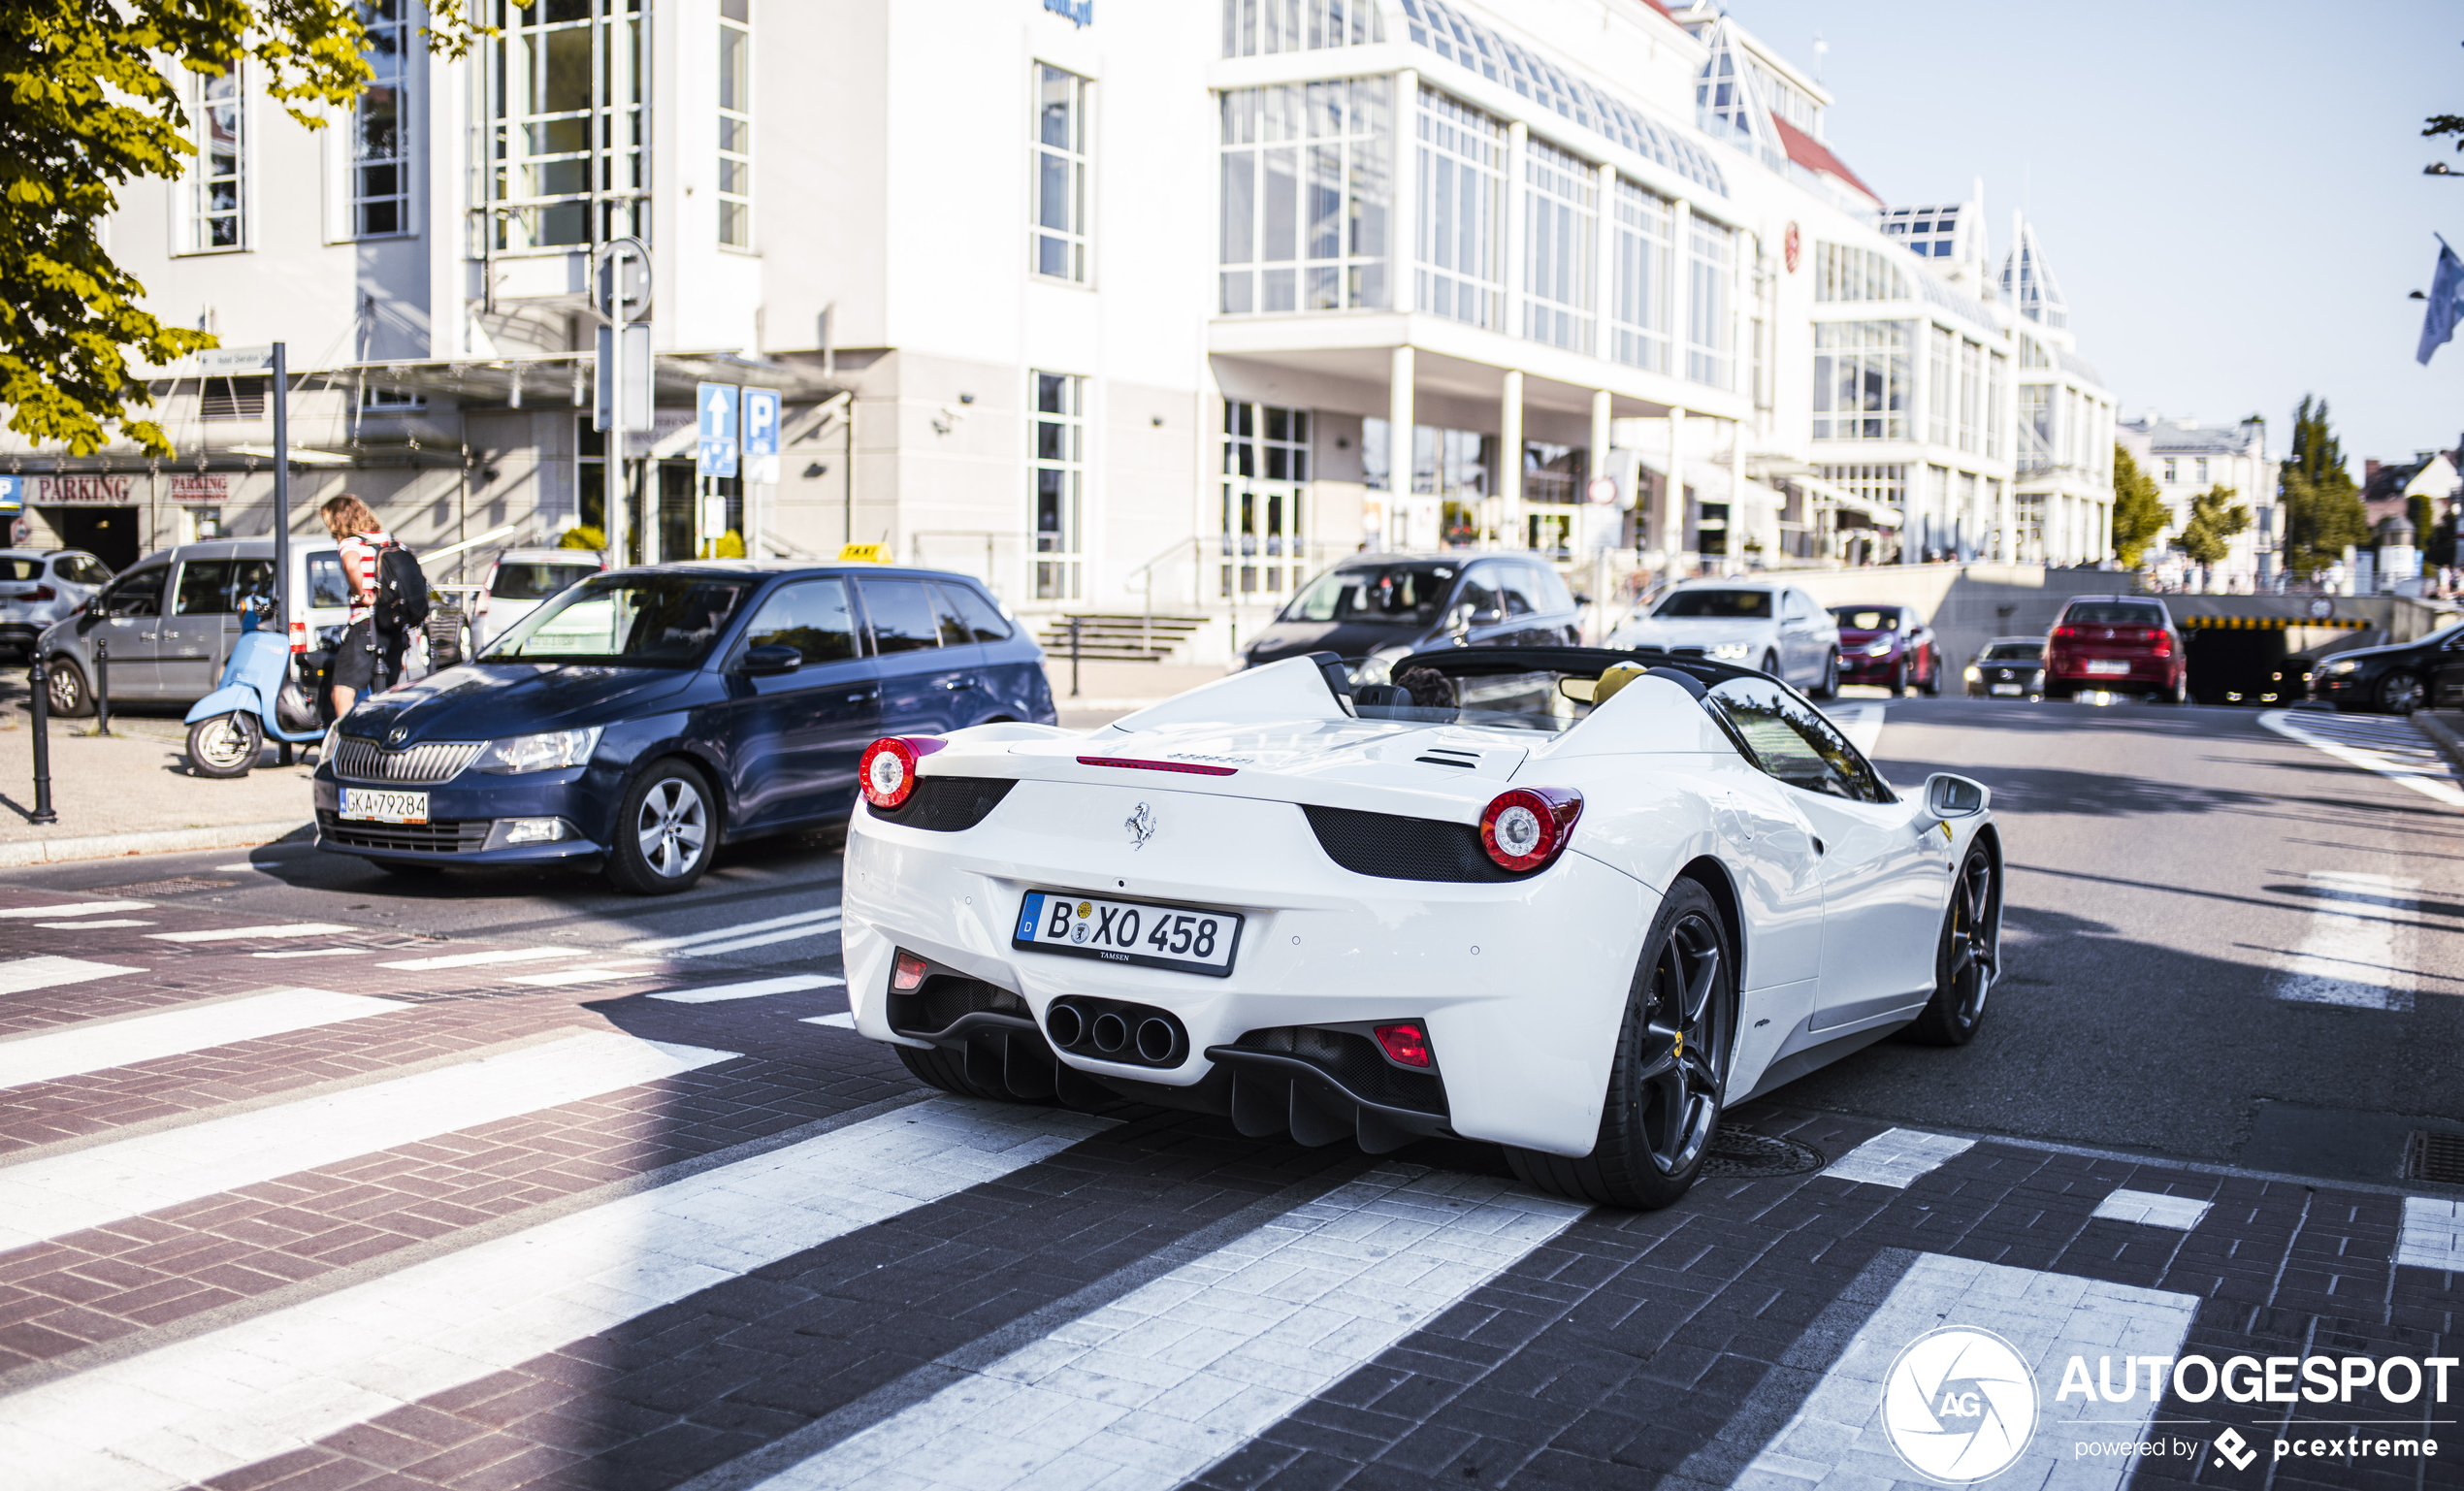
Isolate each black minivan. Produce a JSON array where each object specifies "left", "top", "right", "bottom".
[{"left": 1238, "top": 554, "right": 1581, "bottom": 673}]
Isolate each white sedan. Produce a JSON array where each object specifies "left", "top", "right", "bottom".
[
  {"left": 841, "top": 647, "right": 1999, "bottom": 1210},
  {"left": 1606, "top": 579, "right": 1842, "bottom": 697}
]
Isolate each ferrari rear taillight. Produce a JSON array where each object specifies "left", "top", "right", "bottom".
[
  {"left": 1478, "top": 787, "right": 1583, "bottom": 873},
  {"left": 859, "top": 735, "right": 947, "bottom": 810},
  {"left": 1374, "top": 1022, "right": 1432, "bottom": 1068}
]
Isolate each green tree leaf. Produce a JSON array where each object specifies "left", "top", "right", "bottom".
[
  {"left": 2179, "top": 485, "right": 2251, "bottom": 567},
  {"left": 2277, "top": 395, "right": 2370, "bottom": 578},
  {"left": 2110, "top": 443, "right": 2168, "bottom": 568}
]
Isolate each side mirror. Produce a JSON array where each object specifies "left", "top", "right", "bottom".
[
  {"left": 1470, "top": 607, "right": 1506, "bottom": 627},
  {"left": 741, "top": 644, "right": 802, "bottom": 676},
  {"left": 1924, "top": 772, "right": 1989, "bottom": 819}
]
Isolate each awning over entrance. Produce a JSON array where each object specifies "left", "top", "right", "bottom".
[
  {"left": 1791, "top": 471, "right": 1904, "bottom": 528},
  {"left": 151, "top": 350, "right": 848, "bottom": 408}
]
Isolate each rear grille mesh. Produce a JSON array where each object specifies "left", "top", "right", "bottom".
[
  {"left": 334, "top": 736, "right": 482, "bottom": 785},
  {"left": 871, "top": 776, "right": 1017, "bottom": 832},
  {"left": 1232, "top": 1026, "right": 1449, "bottom": 1117},
  {"left": 1301, "top": 803, "right": 1520, "bottom": 883},
  {"left": 317, "top": 810, "right": 491, "bottom": 855}
]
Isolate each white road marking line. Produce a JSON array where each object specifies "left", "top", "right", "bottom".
[
  {"left": 252, "top": 948, "right": 375, "bottom": 959},
  {"left": 623, "top": 907, "right": 842, "bottom": 955},
  {"left": 2397, "top": 1197, "right": 2464, "bottom": 1272},
  {"left": 0, "top": 957, "right": 148, "bottom": 996},
  {"left": 1731, "top": 1254, "right": 2199, "bottom": 1491},
  {"left": 505, "top": 959, "right": 661, "bottom": 988},
  {"left": 2260, "top": 709, "right": 2464, "bottom": 808},
  {"left": 801, "top": 1013, "right": 858, "bottom": 1029},
  {"left": 652, "top": 974, "right": 847, "bottom": 1004},
  {"left": 2090, "top": 1188, "right": 2213, "bottom": 1231},
  {"left": 0, "top": 1030, "right": 736, "bottom": 1251},
  {"left": 1822, "top": 1128, "right": 1976, "bottom": 1188},
  {"left": 754, "top": 1166, "right": 1586, "bottom": 1491},
  {"left": 33, "top": 919, "right": 153, "bottom": 929},
  {"left": 2272, "top": 871, "right": 2418, "bottom": 1012},
  {"left": 675, "top": 920, "right": 847, "bottom": 957},
  {"left": 0, "top": 989, "right": 405, "bottom": 1090},
  {"left": 0, "top": 1100, "right": 1111, "bottom": 1491},
  {"left": 0, "top": 900, "right": 154, "bottom": 920},
  {"left": 146, "top": 923, "right": 357, "bottom": 944},
  {"left": 373, "top": 946, "right": 582, "bottom": 971}
]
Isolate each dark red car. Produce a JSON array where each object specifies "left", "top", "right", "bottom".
[
  {"left": 1828, "top": 604, "right": 1942, "bottom": 695},
  {"left": 2044, "top": 596, "right": 2188, "bottom": 703}
]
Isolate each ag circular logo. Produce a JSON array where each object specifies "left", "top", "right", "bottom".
[{"left": 1881, "top": 1327, "right": 2039, "bottom": 1483}]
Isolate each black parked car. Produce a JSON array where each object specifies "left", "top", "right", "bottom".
[
  {"left": 1965, "top": 636, "right": 2045, "bottom": 700},
  {"left": 1239, "top": 554, "right": 1580, "bottom": 673},
  {"left": 2305, "top": 619, "right": 2464, "bottom": 716}
]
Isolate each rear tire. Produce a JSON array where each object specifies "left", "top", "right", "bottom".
[
  {"left": 1809, "top": 649, "right": 1840, "bottom": 700},
  {"left": 1923, "top": 651, "right": 1945, "bottom": 695},
  {"left": 2378, "top": 670, "right": 2423, "bottom": 716},
  {"left": 1905, "top": 847, "right": 1996, "bottom": 1047},
  {"left": 185, "top": 712, "right": 261, "bottom": 778},
  {"left": 46, "top": 657, "right": 93, "bottom": 718},
  {"left": 1504, "top": 879, "right": 1736, "bottom": 1210},
  {"left": 1891, "top": 658, "right": 1910, "bottom": 697},
  {"left": 604, "top": 759, "right": 717, "bottom": 895}
]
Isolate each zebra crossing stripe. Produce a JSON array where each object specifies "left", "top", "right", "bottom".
[
  {"left": 0, "top": 1099, "right": 1111, "bottom": 1491},
  {"left": 2272, "top": 871, "right": 2419, "bottom": 1012},
  {"left": 2398, "top": 1197, "right": 2464, "bottom": 1271},
  {"left": 752, "top": 1165, "right": 1586, "bottom": 1491},
  {"left": 0, "top": 956, "right": 147, "bottom": 996},
  {"left": 146, "top": 924, "right": 357, "bottom": 944},
  {"left": 0, "top": 989, "right": 405, "bottom": 1090},
  {"left": 653, "top": 974, "right": 847, "bottom": 1004},
  {"left": 0, "top": 1030, "right": 736, "bottom": 1251},
  {"left": 1821, "top": 1127, "right": 1975, "bottom": 1187},
  {"left": 0, "top": 900, "right": 153, "bottom": 919},
  {"left": 2260, "top": 709, "right": 2464, "bottom": 808},
  {"left": 373, "top": 946, "right": 581, "bottom": 971}
]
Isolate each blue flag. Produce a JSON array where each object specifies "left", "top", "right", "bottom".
[{"left": 2418, "top": 240, "right": 2464, "bottom": 365}]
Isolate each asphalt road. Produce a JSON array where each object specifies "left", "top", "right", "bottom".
[{"left": 2, "top": 695, "right": 2456, "bottom": 1183}]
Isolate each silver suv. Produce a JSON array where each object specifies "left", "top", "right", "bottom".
[
  {"left": 37, "top": 537, "right": 348, "bottom": 716},
  {"left": 0, "top": 549, "right": 113, "bottom": 657}
]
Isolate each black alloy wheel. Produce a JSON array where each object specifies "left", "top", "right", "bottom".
[
  {"left": 2378, "top": 669, "right": 2423, "bottom": 716},
  {"left": 1906, "top": 846, "right": 1996, "bottom": 1046},
  {"left": 1507, "top": 878, "right": 1735, "bottom": 1209},
  {"left": 1923, "top": 648, "right": 1945, "bottom": 695},
  {"left": 46, "top": 657, "right": 94, "bottom": 718}
]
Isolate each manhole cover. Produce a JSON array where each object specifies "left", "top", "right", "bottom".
[
  {"left": 88, "top": 877, "right": 237, "bottom": 896},
  {"left": 1702, "top": 1128, "right": 1826, "bottom": 1179},
  {"left": 2405, "top": 1130, "right": 2464, "bottom": 1184}
]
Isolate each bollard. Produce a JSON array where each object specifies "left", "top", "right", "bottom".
[
  {"left": 91, "top": 638, "right": 111, "bottom": 736},
  {"left": 26, "top": 654, "right": 57, "bottom": 825},
  {"left": 1070, "top": 615, "right": 1082, "bottom": 698}
]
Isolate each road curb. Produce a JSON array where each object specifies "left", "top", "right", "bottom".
[
  {"left": 0, "top": 819, "right": 313, "bottom": 868},
  {"left": 2416, "top": 710, "right": 2464, "bottom": 780}
]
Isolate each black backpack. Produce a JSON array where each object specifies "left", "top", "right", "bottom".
[{"left": 373, "top": 540, "right": 432, "bottom": 635}]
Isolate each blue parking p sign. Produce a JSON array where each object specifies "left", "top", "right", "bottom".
[
  {"left": 0, "top": 475, "right": 18, "bottom": 515},
  {"left": 742, "top": 388, "right": 780, "bottom": 459}
]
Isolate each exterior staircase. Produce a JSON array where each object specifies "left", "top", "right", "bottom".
[{"left": 1034, "top": 613, "right": 1208, "bottom": 664}]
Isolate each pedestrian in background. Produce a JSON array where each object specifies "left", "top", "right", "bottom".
[{"left": 320, "top": 495, "right": 401, "bottom": 721}]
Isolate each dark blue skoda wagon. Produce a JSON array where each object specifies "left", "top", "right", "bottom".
[{"left": 313, "top": 562, "right": 1054, "bottom": 893}]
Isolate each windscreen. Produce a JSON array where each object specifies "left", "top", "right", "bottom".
[
  {"left": 1832, "top": 607, "right": 1901, "bottom": 632},
  {"left": 481, "top": 574, "right": 751, "bottom": 665},
  {"left": 1282, "top": 563, "right": 1457, "bottom": 625},
  {"left": 491, "top": 562, "right": 598, "bottom": 601},
  {"left": 1981, "top": 641, "right": 2042, "bottom": 662},
  {"left": 1654, "top": 589, "right": 1771, "bottom": 619},
  {"left": 2063, "top": 602, "right": 2165, "bottom": 627}
]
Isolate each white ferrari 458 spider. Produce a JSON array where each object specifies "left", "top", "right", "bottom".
[{"left": 841, "top": 646, "right": 1999, "bottom": 1210}]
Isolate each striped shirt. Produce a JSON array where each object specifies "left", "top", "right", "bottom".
[{"left": 337, "top": 531, "right": 392, "bottom": 626}]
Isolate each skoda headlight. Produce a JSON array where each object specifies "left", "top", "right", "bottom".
[
  {"left": 2319, "top": 658, "right": 2360, "bottom": 676},
  {"left": 1707, "top": 641, "right": 1756, "bottom": 662},
  {"left": 471, "top": 727, "right": 602, "bottom": 774},
  {"left": 320, "top": 720, "right": 345, "bottom": 766}
]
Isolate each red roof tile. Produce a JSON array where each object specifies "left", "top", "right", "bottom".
[{"left": 1770, "top": 114, "right": 1878, "bottom": 205}]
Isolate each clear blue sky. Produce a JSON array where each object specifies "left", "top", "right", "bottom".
[{"left": 1727, "top": 0, "right": 2464, "bottom": 471}]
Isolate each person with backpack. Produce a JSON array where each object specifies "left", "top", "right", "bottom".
[{"left": 319, "top": 495, "right": 429, "bottom": 719}]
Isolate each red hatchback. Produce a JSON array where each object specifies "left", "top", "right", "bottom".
[{"left": 2044, "top": 597, "right": 2188, "bottom": 703}]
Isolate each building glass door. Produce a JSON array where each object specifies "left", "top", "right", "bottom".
[{"left": 1221, "top": 403, "right": 1310, "bottom": 600}]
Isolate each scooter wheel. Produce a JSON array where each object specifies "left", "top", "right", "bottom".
[{"left": 187, "top": 712, "right": 263, "bottom": 778}]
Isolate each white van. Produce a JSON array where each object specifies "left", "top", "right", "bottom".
[{"left": 476, "top": 546, "right": 605, "bottom": 647}]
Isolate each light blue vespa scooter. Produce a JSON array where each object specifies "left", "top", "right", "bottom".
[{"left": 184, "top": 597, "right": 330, "bottom": 778}]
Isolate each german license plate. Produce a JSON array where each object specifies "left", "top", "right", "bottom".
[
  {"left": 1991, "top": 683, "right": 2022, "bottom": 697},
  {"left": 340, "top": 788, "right": 429, "bottom": 824},
  {"left": 1014, "top": 891, "right": 1243, "bottom": 978},
  {"left": 2085, "top": 660, "right": 2130, "bottom": 675}
]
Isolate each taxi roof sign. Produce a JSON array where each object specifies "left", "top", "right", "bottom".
[{"left": 836, "top": 543, "right": 892, "bottom": 563}]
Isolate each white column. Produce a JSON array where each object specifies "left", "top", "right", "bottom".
[
  {"left": 1392, "top": 69, "right": 1417, "bottom": 316},
  {"left": 1589, "top": 388, "right": 1612, "bottom": 497},
  {"left": 1664, "top": 405, "right": 1686, "bottom": 572},
  {"left": 1670, "top": 198, "right": 1693, "bottom": 383},
  {"left": 1389, "top": 344, "right": 1415, "bottom": 546},
  {"left": 1593, "top": 164, "right": 1617, "bottom": 362},
  {"left": 1500, "top": 369, "right": 1524, "bottom": 549},
  {"left": 1729, "top": 418, "right": 1746, "bottom": 571},
  {"left": 1504, "top": 121, "right": 1527, "bottom": 340},
  {"left": 2003, "top": 209, "right": 2025, "bottom": 563}
]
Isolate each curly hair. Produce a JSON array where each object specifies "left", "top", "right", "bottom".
[
  {"left": 318, "top": 494, "right": 381, "bottom": 539},
  {"left": 1396, "top": 666, "right": 1458, "bottom": 710}
]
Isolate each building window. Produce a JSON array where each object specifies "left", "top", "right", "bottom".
[
  {"left": 350, "top": 3, "right": 410, "bottom": 236},
  {"left": 1221, "top": 0, "right": 1384, "bottom": 55},
  {"left": 1927, "top": 326, "right": 1953, "bottom": 445},
  {"left": 1224, "top": 403, "right": 1312, "bottom": 483},
  {"left": 2019, "top": 385, "right": 2053, "bottom": 474},
  {"left": 487, "top": 0, "right": 647, "bottom": 251},
  {"left": 1033, "top": 65, "right": 1090, "bottom": 283},
  {"left": 1810, "top": 321, "right": 1909, "bottom": 440},
  {"left": 718, "top": 0, "right": 750, "bottom": 246},
  {"left": 1687, "top": 216, "right": 1734, "bottom": 387},
  {"left": 201, "top": 377, "right": 268, "bottom": 421},
  {"left": 1221, "top": 404, "right": 1311, "bottom": 597},
  {"left": 1219, "top": 81, "right": 1390, "bottom": 314},
  {"left": 1415, "top": 88, "right": 1504, "bottom": 330},
  {"left": 1956, "top": 340, "right": 1981, "bottom": 454},
  {"left": 361, "top": 385, "right": 426, "bottom": 413},
  {"left": 2162, "top": 458, "right": 2177, "bottom": 484},
  {"left": 2194, "top": 456, "right": 2208, "bottom": 486},
  {"left": 1987, "top": 351, "right": 2007, "bottom": 460},
  {"left": 1608, "top": 178, "right": 1670, "bottom": 373},
  {"left": 1521, "top": 137, "right": 1595, "bottom": 351},
  {"left": 1031, "top": 372, "right": 1084, "bottom": 600},
  {"left": 1819, "top": 465, "right": 1908, "bottom": 515},
  {"left": 189, "top": 66, "right": 245, "bottom": 250},
  {"left": 1813, "top": 243, "right": 1907, "bottom": 303}
]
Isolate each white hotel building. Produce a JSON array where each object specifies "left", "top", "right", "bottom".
[{"left": 5, "top": 0, "right": 2118, "bottom": 658}]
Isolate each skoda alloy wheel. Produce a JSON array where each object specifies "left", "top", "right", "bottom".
[{"left": 607, "top": 761, "right": 715, "bottom": 894}]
